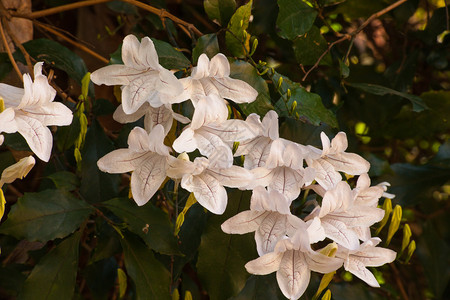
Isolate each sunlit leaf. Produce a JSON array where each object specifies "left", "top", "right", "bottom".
[
  {"left": 204, "top": 0, "right": 236, "bottom": 26},
  {"left": 225, "top": 0, "right": 253, "bottom": 58},
  {"left": 276, "top": 0, "right": 317, "bottom": 40}
]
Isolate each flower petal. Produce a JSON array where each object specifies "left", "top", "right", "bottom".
[
  {"left": 213, "top": 76, "right": 258, "bottom": 103},
  {"left": 256, "top": 213, "right": 288, "bottom": 255},
  {"left": 131, "top": 154, "right": 167, "bottom": 206},
  {"left": 321, "top": 218, "right": 360, "bottom": 250},
  {"left": 209, "top": 53, "right": 230, "bottom": 77},
  {"left": 192, "top": 54, "right": 210, "bottom": 79},
  {"left": 113, "top": 103, "right": 148, "bottom": 124},
  {"left": 97, "top": 149, "right": 150, "bottom": 174},
  {"left": 15, "top": 114, "right": 53, "bottom": 162},
  {"left": 277, "top": 250, "right": 310, "bottom": 300},
  {"left": 0, "top": 108, "right": 18, "bottom": 133},
  {"left": 245, "top": 251, "right": 283, "bottom": 275},
  {"left": 221, "top": 210, "right": 268, "bottom": 234},
  {"left": 182, "top": 172, "right": 227, "bottom": 215}
]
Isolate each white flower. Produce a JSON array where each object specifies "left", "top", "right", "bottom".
[
  {"left": 0, "top": 156, "right": 35, "bottom": 186},
  {"left": 0, "top": 62, "right": 73, "bottom": 161},
  {"left": 306, "top": 132, "right": 370, "bottom": 190},
  {"left": 173, "top": 116, "right": 260, "bottom": 168},
  {"left": 112, "top": 102, "right": 190, "bottom": 135},
  {"left": 336, "top": 237, "right": 396, "bottom": 287},
  {"left": 167, "top": 156, "right": 253, "bottom": 214},
  {"left": 251, "top": 138, "right": 316, "bottom": 201},
  {"left": 235, "top": 110, "right": 279, "bottom": 169},
  {"left": 306, "top": 181, "right": 384, "bottom": 250},
  {"left": 173, "top": 53, "right": 258, "bottom": 105},
  {"left": 245, "top": 221, "right": 342, "bottom": 300},
  {"left": 97, "top": 124, "right": 170, "bottom": 206},
  {"left": 222, "top": 186, "right": 303, "bottom": 255},
  {"left": 91, "top": 35, "right": 183, "bottom": 114}
]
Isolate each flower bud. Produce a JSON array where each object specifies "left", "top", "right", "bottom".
[
  {"left": 386, "top": 204, "right": 402, "bottom": 245},
  {"left": 401, "top": 224, "right": 412, "bottom": 253}
]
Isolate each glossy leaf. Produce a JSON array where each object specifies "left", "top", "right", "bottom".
[
  {"left": 21, "top": 39, "right": 89, "bottom": 87},
  {"left": 46, "top": 171, "right": 80, "bottom": 191},
  {"left": 204, "top": 0, "right": 236, "bottom": 26},
  {"left": 79, "top": 120, "right": 119, "bottom": 203},
  {"left": 293, "top": 26, "right": 331, "bottom": 66},
  {"left": 120, "top": 232, "right": 171, "bottom": 300},
  {"left": 102, "top": 198, "right": 181, "bottom": 255},
  {"left": 0, "top": 189, "right": 93, "bottom": 243},
  {"left": 346, "top": 82, "right": 428, "bottom": 112},
  {"left": 229, "top": 60, "right": 274, "bottom": 116},
  {"left": 197, "top": 190, "right": 257, "bottom": 300},
  {"left": 225, "top": 0, "right": 253, "bottom": 58},
  {"left": 276, "top": 0, "right": 317, "bottom": 40},
  {"left": 18, "top": 232, "right": 81, "bottom": 300},
  {"left": 192, "top": 33, "right": 220, "bottom": 64},
  {"left": 151, "top": 38, "right": 190, "bottom": 70}
]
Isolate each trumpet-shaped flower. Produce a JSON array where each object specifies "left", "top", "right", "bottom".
[
  {"left": 245, "top": 221, "right": 342, "bottom": 300},
  {"left": 235, "top": 110, "right": 279, "bottom": 169},
  {"left": 91, "top": 35, "right": 183, "bottom": 114},
  {"left": 173, "top": 53, "right": 258, "bottom": 105},
  {"left": 306, "top": 181, "right": 384, "bottom": 250},
  {"left": 251, "top": 138, "right": 315, "bottom": 201},
  {"left": 336, "top": 237, "right": 396, "bottom": 287},
  {"left": 112, "top": 102, "right": 190, "bottom": 135},
  {"left": 0, "top": 62, "right": 73, "bottom": 161},
  {"left": 173, "top": 116, "right": 260, "bottom": 168},
  {"left": 97, "top": 124, "right": 170, "bottom": 206},
  {"left": 306, "top": 132, "right": 370, "bottom": 190},
  {"left": 222, "top": 186, "right": 304, "bottom": 255},
  {"left": 167, "top": 156, "right": 253, "bottom": 214}
]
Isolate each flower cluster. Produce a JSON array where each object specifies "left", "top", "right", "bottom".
[
  {"left": 0, "top": 62, "right": 73, "bottom": 162},
  {"left": 92, "top": 35, "right": 396, "bottom": 300}
]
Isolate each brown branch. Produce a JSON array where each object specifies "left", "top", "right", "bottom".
[
  {"left": 390, "top": 263, "right": 410, "bottom": 300},
  {"left": 0, "top": 19, "right": 22, "bottom": 82},
  {"left": 11, "top": 0, "right": 203, "bottom": 38},
  {"left": 119, "top": 0, "right": 202, "bottom": 37},
  {"left": 1, "top": 19, "right": 34, "bottom": 76},
  {"left": 302, "top": 0, "right": 408, "bottom": 81},
  {"left": 12, "top": 0, "right": 111, "bottom": 19},
  {"left": 302, "top": 35, "right": 349, "bottom": 81},
  {"left": 33, "top": 21, "right": 109, "bottom": 64},
  {"left": 353, "top": 0, "right": 408, "bottom": 35}
]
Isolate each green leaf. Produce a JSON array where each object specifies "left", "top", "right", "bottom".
[
  {"left": 229, "top": 60, "right": 274, "bottom": 116},
  {"left": 18, "top": 232, "right": 81, "bottom": 300},
  {"left": 192, "top": 33, "right": 220, "bottom": 64},
  {"left": 0, "top": 52, "right": 12, "bottom": 81},
  {"left": 346, "top": 82, "right": 428, "bottom": 112},
  {"left": 56, "top": 114, "right": 81, "bottom": 152},
  {"left": 46, "top": 171, "right": 80, "bottom": 191},
  {"left": 0, "top": 189, "right": 93, "bottom": 243},
  {"left": 204, "top": 0, "right": 237, "bottom": 26},
  {"left": 197, "top": 190, "right": 257, "bottom": 300},
  {"left": 232, "top": 274, "right": 285, "bottom": 299},
  {"left": 293, "top": 26, "right": 330, "bottom": 66},
  {"left": 276, "top": 0, "right": 317, "bottom": 40},
  {"left": 79, "top": 120, "right": 119, "bottom": 203},
  {"left": 151, "top": 38, "right": 190, "bottom": 69},
  {"left": 102, "top": 197, "right": 180, "bottom": 255},
  {"left": 120, "top": 233, "right": 171, "bottom": 300},
  {"left": 225, "top": 0, "right": 253, "bottom": 58},
  {"left": 21, "top": 39, "right": 89, "bottom": 87}
]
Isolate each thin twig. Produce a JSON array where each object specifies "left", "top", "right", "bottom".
[
  {"left": 119, "top": 0, "right": 202, "bottom": 37},
  {"left": 33, "top": 20, "right": 109, "bottom": 64},
  {"left": 11, "top": 0, "right": 203, "bottom": 38},
  {"left": 353, "top": 0, "right": 408, "bottom": 36},
  {"left": 0, "top": 19, "right": 22, "bottom": 82},
  {"left": 12, "top": 0, "right": 111, "bottom": 19},
  {"left": 302, "top": 35, "right": 349, "bottom": 81},
  {"left": 302, "top": 0, "right": 408, "bottom": 81},
  {"left": 389, "top": 263, "right": 409, "bottom": 300},
  {"left": 2, "top": 19, "right": 34, "bottom": 75}
]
